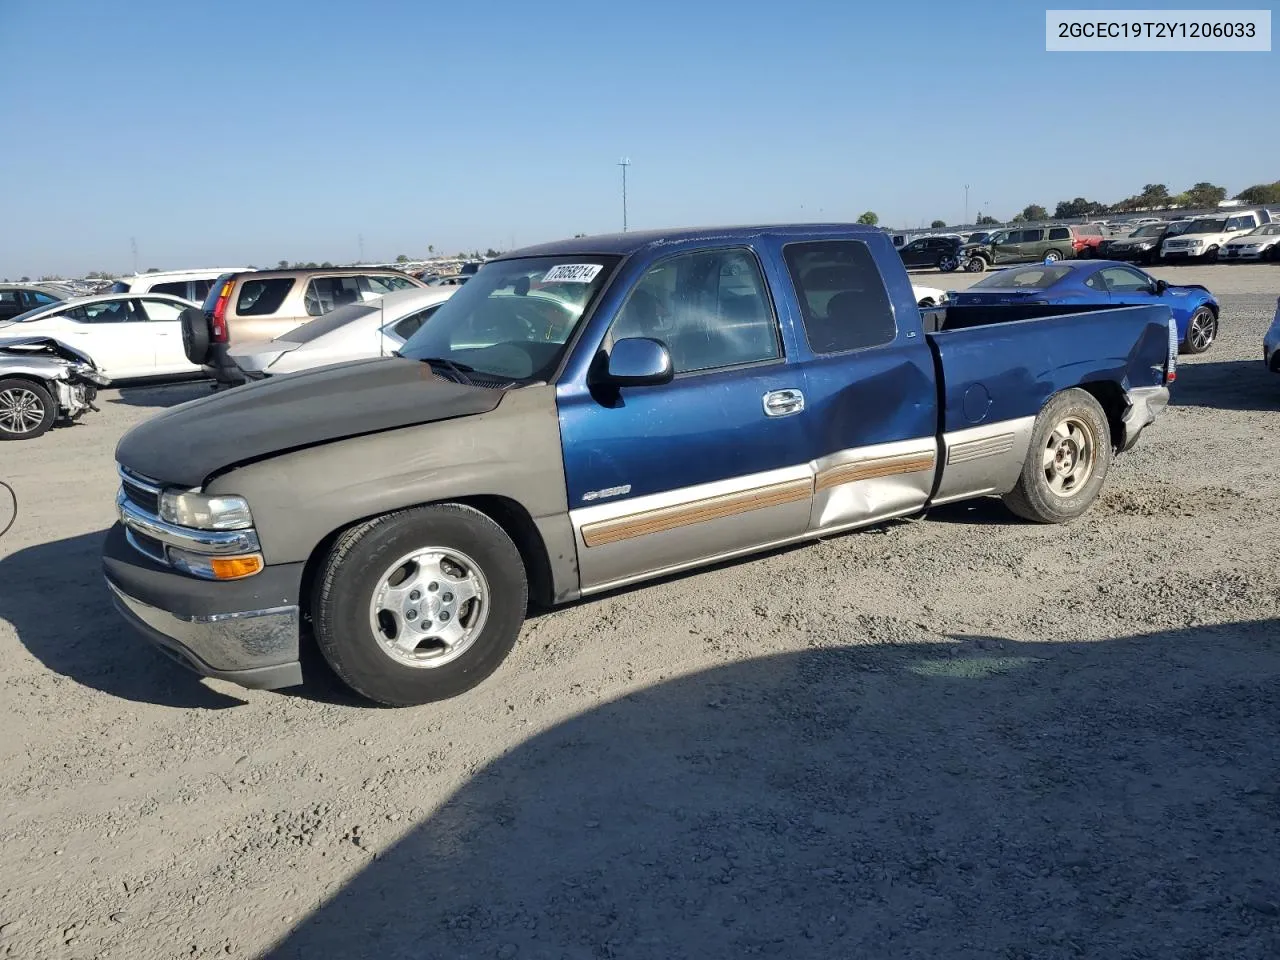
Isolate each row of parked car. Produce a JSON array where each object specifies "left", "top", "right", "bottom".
[{"left": 896, "top": 208, "right": 1279, "bottom": 273}]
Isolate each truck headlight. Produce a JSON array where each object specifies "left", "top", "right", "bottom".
[{"left": 159, "top": 490, "right": 254, "bottom": 530}]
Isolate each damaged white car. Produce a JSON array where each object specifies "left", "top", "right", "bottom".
[{"left": 0, "top": 336, "right": 110, "bottom": 440}]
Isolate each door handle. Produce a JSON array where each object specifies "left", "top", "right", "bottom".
[{"left": 763, "top": 388, "right": 805, "bottom": 417}]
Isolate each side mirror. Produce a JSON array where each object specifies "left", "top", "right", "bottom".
[
  {"left": 1154, "top": 279, "right": 1168, "bottom": 295},
  {"left": 603, "top": 337, "right": 673, "bottom": 387}
]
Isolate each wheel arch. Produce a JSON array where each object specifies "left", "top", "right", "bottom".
[
  {"left": 299, "top": 494, "right": 558, "bottom": 631},
  {"left": 1073, "top": 380, "right": 1126, "bottom": 451}
]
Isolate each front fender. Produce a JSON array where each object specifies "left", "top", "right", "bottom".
[{"left": 204, "top": 384, "right": 580, "bottom": 601}]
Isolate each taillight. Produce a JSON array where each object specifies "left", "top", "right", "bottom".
[
  {"left": 210, "top": 280, "right": 233, "bottom": 343},
  {"left": 1165, "top": 316, "right": 1178, "bottom": 383}
]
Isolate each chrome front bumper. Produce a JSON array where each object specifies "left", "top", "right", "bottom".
[
  {"left": 106, "top": 580, "right": 303, "bottom": 690},
  {"left": 1121, "top": 385, "right": 1170, "bottom": 452}
]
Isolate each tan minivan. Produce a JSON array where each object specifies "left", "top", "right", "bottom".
[{"left": 182, "top": 268, "right": 426, "bottom": 385}]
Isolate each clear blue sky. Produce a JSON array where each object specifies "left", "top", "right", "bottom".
[{"left": 0, "top": 0, "right": 1275, "bottom": 276}]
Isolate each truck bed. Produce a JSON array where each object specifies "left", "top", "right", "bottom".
[{"left": 921, "top": 302, "right": 1175, "bottom": 436}]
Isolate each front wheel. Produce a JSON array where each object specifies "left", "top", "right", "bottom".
[
  {"left": 312, "top": 503, "right": 528, "bottom": 706},
  {"left": 1181, "top": 307, "right": 1217, "bottom": 354},
  {"left": 938, "top": 255, "right": 959, "bottom": 273},
  {"left": 1002, "top": 388, "right": 1111, "bottom": 524},
  {"left": 964, "top": 257, "right": 987, "bottom": 273},
  {"left": 1203, "top": 246, "right": 1219, "bottom": 263},
  {"left": 0, "top": 378, "right": 57, "bottom": 441}
]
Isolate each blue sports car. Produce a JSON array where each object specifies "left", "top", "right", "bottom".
[{"left": 949, "top": 260, "right": 1220, "bottom": 354}]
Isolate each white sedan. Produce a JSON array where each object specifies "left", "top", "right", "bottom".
[
  {"left": 1220, "top": 223, "right": 1280, "bottom": 261},
  {"left": 0, "top": 293, "right": 200, "bottom": 380},
  {"left": 228, "top": 287, "right": 456, "bottom": 380}
]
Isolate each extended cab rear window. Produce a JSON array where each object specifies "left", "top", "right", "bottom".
[
  {"left": 782, "top": 241, "right": 896, "bottom": 354},
  {"left": 236, "top": 278, "right": 294, "bottom": 316}
]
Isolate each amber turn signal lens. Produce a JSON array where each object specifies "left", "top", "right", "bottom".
[{"left": 210, "top": 555, "right": 264, "bottom": 580}]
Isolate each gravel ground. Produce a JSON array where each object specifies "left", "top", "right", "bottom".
[{"left": 0, "top": 264, "right": 1277, "bottom": 959}]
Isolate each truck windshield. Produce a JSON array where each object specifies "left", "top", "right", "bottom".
[
  {"left": 1185, "top": 218, "right": 1227, "bottom": 233},
  {"left": 398, "top": 255, "right": 620, "bottom": 381}
]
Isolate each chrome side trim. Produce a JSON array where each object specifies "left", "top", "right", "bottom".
[
  {"left": 809, "top": 437, "right": 937, "bottom": 530},
  {"left": 931, "top": 416, "right": 1035, "bottom": 505},
  {"left": 580, "top": 476, "right": 811, "bottom": 547},
  {"left": 947, "top": 431, "right": 1015, "bottom": 465},
  {"left": 570, "top": 464, "right": 814, "bottom": 591},
  {"left": 116, "top": 492, "right": 261, "bottom": 556},
  {"left": 579, "top": 501, "right": 926, "bottom": 598}
]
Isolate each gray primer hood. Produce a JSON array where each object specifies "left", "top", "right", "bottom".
[{"left": 115, "top": 357, "right": 504, "bottom": 486}]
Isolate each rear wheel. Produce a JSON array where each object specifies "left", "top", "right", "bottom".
[
  {"left": 1002, "top": 388, "right": 1111, "bottom": 524},
  {"left": 938, "top": 254, "right": 959, "bottom": 272},
  {"left": 1043, "top": 249, "right": 1064, "bottom": 263},
  {"left": 1181, "top": 307, "right": 1217, "bottom": 354},
  {"left": 312, "top": 503, "right": 528, "bottom": 706},
  {"left": 0, "top": 378, "right": 57, "bottom": 441}
]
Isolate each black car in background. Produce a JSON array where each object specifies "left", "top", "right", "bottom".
[
  {"left": 0, "top": 284, "right": 70, "bottom": 322},
  {"left": 897, "top": 235, "right": 964, "bottom": 272},
  {"left": 1100, "top": 220, "right": 1192, "bottom": 265}
]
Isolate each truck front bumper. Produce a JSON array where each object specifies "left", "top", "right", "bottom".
[
  {"left": 1120, "top": 385, "right": 1170, "bottom": 452},
  {"left": 102, "top": 523, "right": 305, "bottom": 690}
]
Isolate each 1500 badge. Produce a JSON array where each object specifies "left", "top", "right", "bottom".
[{"left": 582, "top": 485, "right": 631, "bottom": 502}]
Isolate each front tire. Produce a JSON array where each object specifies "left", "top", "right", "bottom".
[
  {"left": 964, "top": 257, "right": 987, "bottom": 273},
  {"left": 1002, "top": 388, "right": 1111, "bottom": 524},
  {"left": 0, "top": 378, "right": 57, "bottom": 440},
  {"left": 938, "top": 255, "right": 959, "bottom": 273},
  {"left": 313, "top": 503, "right": 528, "bottom": 706},
  {"left": 1181, "top": 307, "right": 1217, "bottom": 354}
]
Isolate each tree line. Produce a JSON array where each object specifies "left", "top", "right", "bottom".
[
  {"left": 878, "top": 178, "right": 1279, "bottom": 232},
  {"left": 1008, "top": 179, "right": 1279, "bottom": 225}
]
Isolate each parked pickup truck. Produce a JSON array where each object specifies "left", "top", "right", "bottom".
[{"left": 103, "top": 225, "right": 1177, "bottom": 706}]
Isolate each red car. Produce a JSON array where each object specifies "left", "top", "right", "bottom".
[{"left": 1069, "top": 223, "right": 1105, "bottom": 258}]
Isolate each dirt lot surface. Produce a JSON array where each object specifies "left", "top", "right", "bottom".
[{"left": 1, "top": 264, "right": 1278, "bottom": 959}]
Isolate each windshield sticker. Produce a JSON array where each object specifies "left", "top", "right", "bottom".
[{"left": 542, "top": 263, "right": 602, "bottom": 284}]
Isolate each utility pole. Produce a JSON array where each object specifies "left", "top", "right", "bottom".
[
  {"left": 130, "top": 236, "right": 138, "bottom": 275},
  {"left": 618, "top": 157, "right": 631, "bottom": 232},
  {"left": 358, "top": 234, "right": 365, "bottom": 264},
  {"left": 964, "top": 184, "right": 970, "bottom": 226}
]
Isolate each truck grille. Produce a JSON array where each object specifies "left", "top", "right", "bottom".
[{"left": 119, "top": 467, "right": 162, "bottom": 516}]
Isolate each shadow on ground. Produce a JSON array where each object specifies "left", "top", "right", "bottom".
[
  {"left": 0, "top": 530, "right": 245, "bottom": 708},
  {"left": 1171, "top": 358, "right": 1280, "bottom": 412},
  {"left": 107, "top": 379, "right": 213, "bottom": 408},
  {"left": 266, "top": 619, "right": 1280, "bottom": 959}
]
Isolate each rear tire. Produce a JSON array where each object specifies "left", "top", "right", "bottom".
[
  {"left": 0, "top": 378, "right": 57, "bottom": 441},
  {"left": 1002, "top": 388, "right": 1111, "bottom": 524},
  {"left": 180, "top": 307, "right": 212, "bottom": 365},
  {"left": 1043, "top": 249, "right": 1064, "bottom": 263},
  {"left": 312, "top": 503, "right": 528, "bottom": 706}
]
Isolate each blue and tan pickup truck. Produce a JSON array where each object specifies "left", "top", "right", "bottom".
[{"left": 104, "top": 225, "right": 1176, "bottom": 705}]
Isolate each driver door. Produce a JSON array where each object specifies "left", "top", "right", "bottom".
[{"left": 557, "top": 246, "right": 813, "bottom": 592}]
